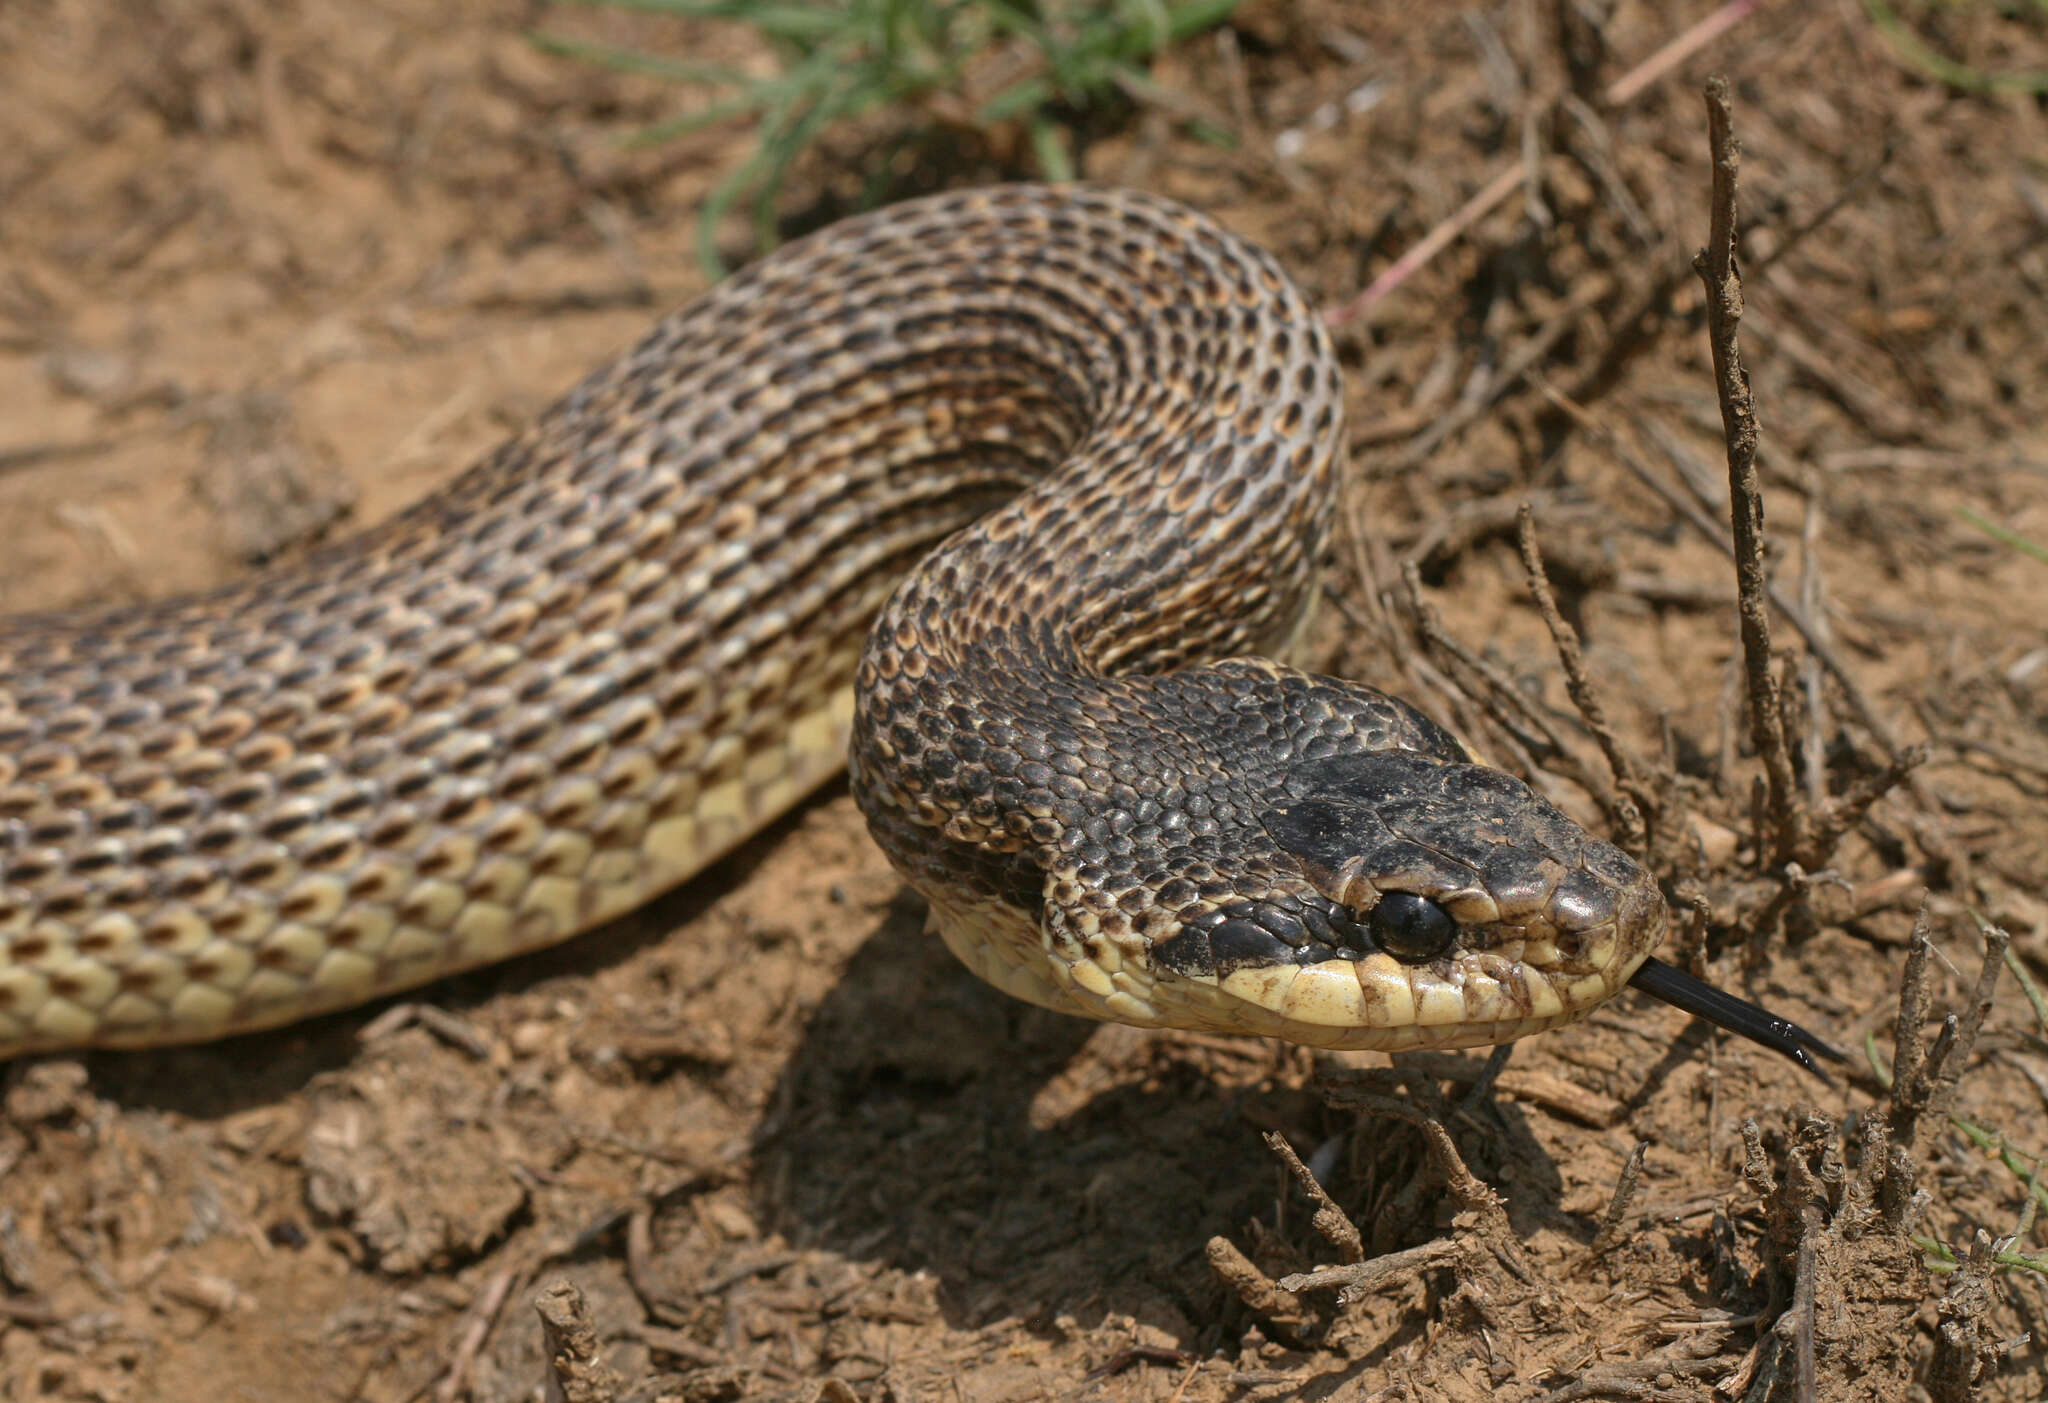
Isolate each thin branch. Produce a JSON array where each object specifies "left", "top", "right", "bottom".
[
  {"left": 1263, "top": 1132, "right": 1364, "bottom": 1264},
  {"left": 1327, "top": 165, "right": 1524, "bottom": 325},
  {"left": 1516, "top": 502, "right": 1652, "bottom": 852},
  {"left": 436, "top": 1264, "right": 521, "bottom": 1403},
  {"left": 1802, "top": 744, "right": 1928, "bottom": 863},
  {"left": 1205, "top": 1235, "right": 1316, "bottom": 1344},
  {"left": 1692, "top": 76, "right": 1803, "bottom": 866},
  {"left": 1278, "top": 1237, "right": 1463, "bottom": 1298},
  {"left": 1589, "top": 1142, "right": 1651, "bottom": 1258},
  {"left": 1605, "top": 0, "right": 1762, "bottom": 106}
]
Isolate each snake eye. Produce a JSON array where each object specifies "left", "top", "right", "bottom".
[{"left": 1369, "top": 892, "right": 1457, "bottom": 962}]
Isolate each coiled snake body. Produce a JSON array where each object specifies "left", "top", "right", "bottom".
[{"left": 0, "top": 186, "right": 1662, "bottom": 1058}]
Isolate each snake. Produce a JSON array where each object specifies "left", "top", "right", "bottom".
[{"left": 1, "top": 184, "right": 1835, "bottom": 1068}]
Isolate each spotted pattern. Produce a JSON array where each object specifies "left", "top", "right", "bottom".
[{"left": 0, "top": 186, "right": 1660, "bottom": 1056}]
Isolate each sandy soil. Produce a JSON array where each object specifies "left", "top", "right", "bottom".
[{"left": 3, "top": 1, "right": 2047, "bottom": 1399}]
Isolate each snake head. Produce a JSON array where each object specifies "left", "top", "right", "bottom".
[{"left": 1128, "top": 747, "right": 1664, "bottom": 1051}]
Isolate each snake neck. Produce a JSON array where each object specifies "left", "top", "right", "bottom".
[
  {"left": 839, "top": 188, "right": 1357, "bottom": 998},
  {"left": 850, "top": 642, "right": 1480, "bottom": 1013}
]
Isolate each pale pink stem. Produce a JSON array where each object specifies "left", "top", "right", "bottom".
[{"left": 1323, "top": 0, "right": 1762, "bottom": 326}]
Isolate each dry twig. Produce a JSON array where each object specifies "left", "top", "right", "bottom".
[
  {"left": 1516, "top": 502, "right": 1653, "bottom": 853},
  {"left": 1671, "top": 79, "right": 1931, "bottom": 931},
  {"left": 535, "top": 1279, "right": 624, "bottom": 1403},
  {"left": 1204, "top": 1235, "right": 1315, "bottom": 1344},
  {"left": 435, "top": 1263, "right": 521, "bottom": 1403},
  {"left": 1927, "top": 1231, "right": 2020, "bottom": 1403},
  {"left": 1276, "top": 1091, "right": 1537, "bottom": 1303},
  {"left": 1262, "top": 1132, "right": 1364, "bottom": 1265},
  {"left": 1692, "top": 78, "right": 1802, "bottom": 868},
  {"left": 1589, "top": 1142, "right": 1650, "bottom": 1259},
  {"left": 1887, "top": 902, "right": 2009, "bottom": 1152}
]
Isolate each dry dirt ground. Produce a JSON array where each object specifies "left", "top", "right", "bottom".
[{"left": 3, "top": 1, "right": 2048, "bottom": 1400}]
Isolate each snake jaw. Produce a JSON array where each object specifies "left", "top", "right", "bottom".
[
  {"left": 958, "top": 794, "right": 1669, "bottom": 1053},
  {"left": 1098, "top": 744, "right": 1672, "bottom": 1049},
  {"left": 912, "top": 867, "right": 1663, "bottom": 1056},
  {"left": 1115, "top": 878, "right": 1663, "bottom": 1052}
]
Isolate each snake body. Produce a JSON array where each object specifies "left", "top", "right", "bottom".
[{"left": 0, "top": 186, "right": 1661, "bottom": 1058}]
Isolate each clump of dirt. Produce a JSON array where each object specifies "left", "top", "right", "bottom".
[{"left": 3, "top": 1, "right": 2046, "bottom": 1400}]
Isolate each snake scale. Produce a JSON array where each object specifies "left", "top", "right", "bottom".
[{"left": 0, "top": 185, "right": 1682, "bottom": 1060}]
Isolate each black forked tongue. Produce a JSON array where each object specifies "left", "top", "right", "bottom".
[{"left": 1627, "top": 957, "right": 1848, "bottom": 1083}]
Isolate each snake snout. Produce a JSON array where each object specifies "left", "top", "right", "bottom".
[
  {"left": 1266, "top": 748, "right": 1658, "bottom": 946},
  {"left": 1131, "top": 745, "right": 1671, "bottom": 1051}
]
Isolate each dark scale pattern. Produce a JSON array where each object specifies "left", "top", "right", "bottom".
[
  {"left": 0, "top": 185, "right": 1661, "bottom": 1056},
  {"left": 848, "top": 192, "right": 1665, "bottom": 1049}
]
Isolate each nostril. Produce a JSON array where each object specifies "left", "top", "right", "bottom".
[{"left": 1548, "top": 869, "right": 1614, "bottom": 934}]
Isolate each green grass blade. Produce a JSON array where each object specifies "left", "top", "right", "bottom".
[
  {"left": 622, "top": 89, "right": 773, "bottom": 146},
  {"left": 542, "top": 0, "right": 852, "bottom": 43},
  {"left": 1162, "top": 0, "right": 1243, "bottom": 42},
  {"left": 746, "top": 75, "right": 863, "bottom": 248},
  {"left": 1027, "top": 114, "right": 1073, "bottom": 182},
  {"left": 1859, "top": 0, "right": 2048, "bottom": 94},
  {"left": 690, "top": 36, "right": 863, "bottom": 272},
  {"left": 541, "top": 0, "right": 1248, "bottom": 271},
  {"left": 981, "top": 74, "right": 1053, "bottom": 121},
  {"left": 1959, "top": 507, "right": 2048, "bottom": 565},
  {"left": 528, "top": 30, "right": 750, "bottom": 86}
]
